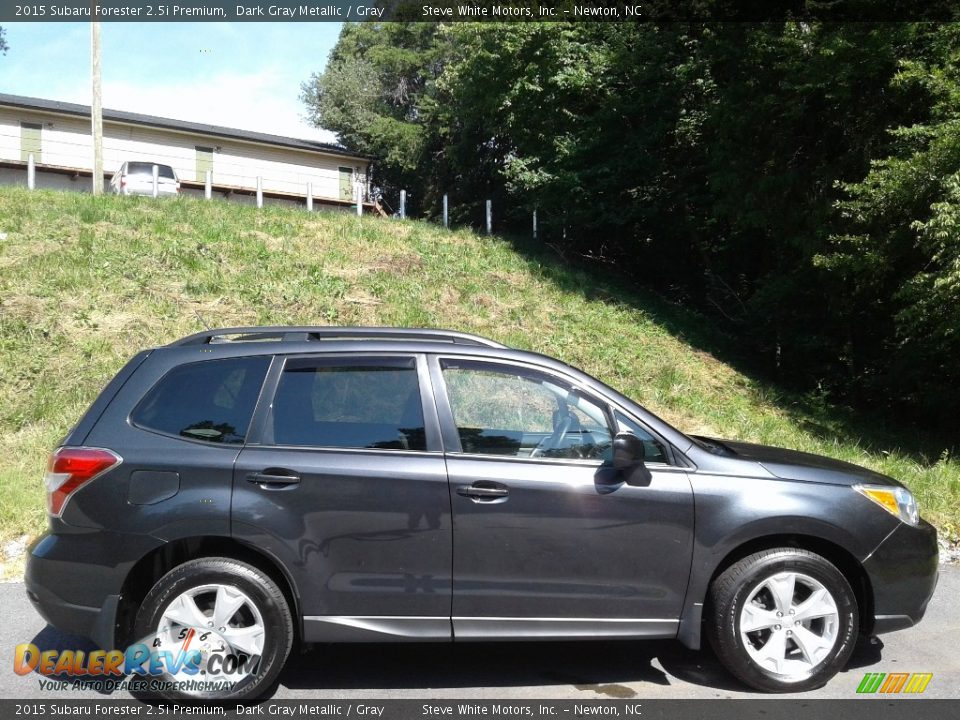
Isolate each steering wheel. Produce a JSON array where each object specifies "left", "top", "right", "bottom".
[{"left": 531, "top": 411, "right": 574, "bottom": 458}]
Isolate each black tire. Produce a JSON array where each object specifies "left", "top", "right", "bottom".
[
  {"left": 706, "top": 548, "right": 859, "bottom": 693},
  {"left": 132, "top": 557, "right": 293, "bottom": 701}
]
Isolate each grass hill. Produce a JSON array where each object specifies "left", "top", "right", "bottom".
[{"left": 1, "top": 188, "right": 957, "bottom": 563}]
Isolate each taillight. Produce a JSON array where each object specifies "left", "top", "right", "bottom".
[{"left": 44, "top": 447, "right": 122, "bottom": 518}]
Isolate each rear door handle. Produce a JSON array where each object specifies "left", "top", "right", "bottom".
[
  {"left": 457, "top": 483, "right": 509, "bottom": 502},
  {"left": 246, "top": 469, "right": 301, "bottom": 489}
]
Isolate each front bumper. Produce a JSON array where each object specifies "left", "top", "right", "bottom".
[{"left": 863, "top": 518, "right": 939, "bottom": 634}]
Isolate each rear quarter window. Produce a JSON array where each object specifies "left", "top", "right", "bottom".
[{"left": 131, "top": 356, "right": 269, "bottom": 444}]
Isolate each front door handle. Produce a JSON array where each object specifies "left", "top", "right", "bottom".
[
  {"left": 457, "top": 482, "right": 509, "bottom": 502},
  {"left": 246, "top": 469, "right": 301, "bottom": 489}
]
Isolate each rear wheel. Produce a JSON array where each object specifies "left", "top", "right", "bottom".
[
  {"left": 133, "top": 557, "right": 293, "bottom": 701},
  {"left": 707, "top": 548, "right": 859, "bottom": 692}
]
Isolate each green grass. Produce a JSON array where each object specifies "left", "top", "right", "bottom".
[{"left": 1, "top": 187, "right": 957, "bottom": 554}]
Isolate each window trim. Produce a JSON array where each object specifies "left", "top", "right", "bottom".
[{"left": 247, "top": 352, "right": 443, "bottom": 453}]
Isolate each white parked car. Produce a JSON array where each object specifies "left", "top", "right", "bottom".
[{"left": 110, "top": 161, "right": 180, "bottom": 197}]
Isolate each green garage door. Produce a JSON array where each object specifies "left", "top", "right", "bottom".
[
  {"left": 339, "top": 166, "right": 354, "bottom": 201},
  {"left": 196, "top": 146, "right": 214, "bottom": 182},
  {"left": 20, "top": 122, "right": 42, "bottom": 163}
]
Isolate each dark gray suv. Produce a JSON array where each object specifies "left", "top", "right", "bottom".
[{"left": 26, "top": 327, "right": 938, "bottom": 699}]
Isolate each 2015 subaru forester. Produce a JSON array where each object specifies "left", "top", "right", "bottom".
[{"left": 26, "top": 327, "right": 938, "bottom": 700}]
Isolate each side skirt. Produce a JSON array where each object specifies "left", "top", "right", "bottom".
[
  {"left": 303, "top": 615, "right": 679, "bottom": 643},
  {"left": 453, "top": 617, "right": 679, "bottom": 641}
]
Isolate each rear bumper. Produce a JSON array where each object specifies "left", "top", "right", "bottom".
[
  {"left": 24, "top": 531, "right": 156, "bottom": 650},
  {"left": 25, "top": 577, "right": 120, "bottom": 651},
  {"left": 119, "top": 187, "right": 179, "bottom": 197},
  {"left": 863, "top": 518, "right": 939, "bottom": 634}
]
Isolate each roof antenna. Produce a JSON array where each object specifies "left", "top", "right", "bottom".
[{"left": 194, "top": 310, "right": 210, "bottom": 331}]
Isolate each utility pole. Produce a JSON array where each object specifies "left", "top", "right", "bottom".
[{"left": 91, "top": 19, "right": 104, "bottom": 195}]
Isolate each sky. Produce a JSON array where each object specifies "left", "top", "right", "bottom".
[{"left": 0, "top": 22, "right": 343, "bottom": 143}]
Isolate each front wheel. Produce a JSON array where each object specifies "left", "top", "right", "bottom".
[
  {"left": 133, "top": 557, "right": 293, "bottom": 701},
  {"left": 707, "top": 548, "right": 859, "bottom": 692}
]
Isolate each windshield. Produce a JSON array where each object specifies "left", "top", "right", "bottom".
[{"left": 126, "top": 162, "right": 176, "bottom": 179}]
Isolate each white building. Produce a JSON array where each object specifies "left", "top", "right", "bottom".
[{"left": 0, "top": 93, "right": 374, "bottom": 210}]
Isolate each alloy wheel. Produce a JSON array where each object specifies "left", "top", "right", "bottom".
[{"left": 739, "top": 571, "right": 840, "bottom": 679}]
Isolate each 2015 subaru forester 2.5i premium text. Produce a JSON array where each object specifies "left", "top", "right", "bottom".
[{"left": 26, "top": 327, "right": 938, "bottom": 700}]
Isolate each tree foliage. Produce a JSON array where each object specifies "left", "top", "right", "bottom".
[
  {"left": 822, "top": 24, "right": 960, "bottom": 422},
  {"left": 304, "top": 21, "right": 960, "bottom": 430},
  {"left": 300, "top": 23, "right": 446, "bottom": 212}
]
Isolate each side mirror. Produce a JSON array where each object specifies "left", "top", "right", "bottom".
[
  {"left": 613, "top": 432, "right": 644, "bottom": 469},
  {"left": 612, "top": 432, "right": 652, "bottom": 487}
]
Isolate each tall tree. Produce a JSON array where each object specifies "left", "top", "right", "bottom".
[
  {"left": 822, "top": 24, "right": 960, "bottom": 423},
  {"left": 301, "top": 23, "right": 446, "bottom": 213},
  {"left": 303, "top": 20, "right": 960, "bottom": 429}
]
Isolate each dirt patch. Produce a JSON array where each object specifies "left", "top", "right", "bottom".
[
  {"left": 0, "top": 295, "right": 49, "bottom": 325},
  {"left": 0, "top": 239, "right": 60, "bottom": 269},
  {"left": 326, "top": 251, "right": 424, "bottom": 280},
  {"left": 244, "top": 230, "right": 288, "bottom": 253},
  {"left": 341, "top": 289, "right": 382, "bottom": 306},
  {"left": 489, "top": 270, "right": 529, "bottom": 287}
]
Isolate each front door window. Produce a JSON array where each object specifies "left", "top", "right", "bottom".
[{"left": 440, "top": 359, "right": 613, "bottom": 460}]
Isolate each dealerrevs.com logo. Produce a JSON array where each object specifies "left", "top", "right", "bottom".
[
  {"left": 856, "top": 672, "right": 933, "bottom": 694},
  {"left": 13, "top": 626, "right": 259, "bottom": 693}
]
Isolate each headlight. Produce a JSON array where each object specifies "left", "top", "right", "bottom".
[{"left": 855, "top": 484, "right": 920, "bottom": 526}]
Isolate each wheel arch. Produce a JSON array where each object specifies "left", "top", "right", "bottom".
[
  {"left": 678, "top": 533, "right": 874, "bottom": 650},
  {"left": 115, "top": 535, "right": 301, "bottom": 648}
]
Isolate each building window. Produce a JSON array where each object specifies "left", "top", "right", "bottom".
[
  {"left": 195, "top": 146, "right": 214, "bottom": 182},
  {"left": 20, "top": 122, "right": 42, "bottom": 163}
]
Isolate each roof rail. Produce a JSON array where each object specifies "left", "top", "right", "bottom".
[{"left": 170, "top": 326, "right": 506, "bottom": 348}]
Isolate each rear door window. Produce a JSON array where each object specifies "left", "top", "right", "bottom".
[
  {"left": 268, "top": 356, "right": 427, "bottom": 451},
  {"left": 131, "top": 356, "right": 270, "bottom": 444}
]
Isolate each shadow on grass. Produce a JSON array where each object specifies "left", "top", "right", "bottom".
[{"left": 499, "top": 233, "right": 955, "bottom": 467}]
